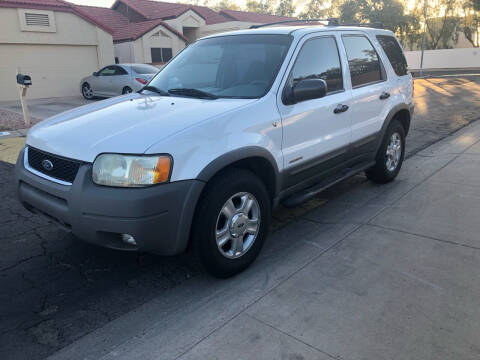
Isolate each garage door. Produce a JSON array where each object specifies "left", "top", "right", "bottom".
[{"left": 0, "top": 44, "right": 98, "bottom": 101}]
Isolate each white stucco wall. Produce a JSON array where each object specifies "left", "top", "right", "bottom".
[
  {"left": 164, "top": 10, "right": 205, "bottom": 34},
  {"left": 115, "top": 24, "right": 187, "bottom": 65},
  {"left": 405, "top": 48, "right": 480, "bottom": 70},
  {"left": 0, "top": 7, "right": 115, "bottom": 101},
  {"left": 114, "top": 41, "right": 135, "bottom": 63},
  {"left": 199, "top": 21, "right": 258, "bottom": 38}
]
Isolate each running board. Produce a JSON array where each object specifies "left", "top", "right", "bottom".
[{"left": 281, "top": 161, "right": 375, "bottom": 208}]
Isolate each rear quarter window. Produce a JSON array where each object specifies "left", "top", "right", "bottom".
[{"left": 376, "top": 35, "right": 408, "bottom": 76}]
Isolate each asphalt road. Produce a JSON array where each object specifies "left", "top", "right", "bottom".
[{"left": 1, "top": 76, "right": 480, "bottom": 359}]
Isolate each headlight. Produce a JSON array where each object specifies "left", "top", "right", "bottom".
[{"left": 92, "top": 154, "right": 172, "bottom": 187}]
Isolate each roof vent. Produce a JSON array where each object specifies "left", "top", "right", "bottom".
[{"left": 25, "top": 13, "right": 50, "bottom": 27}]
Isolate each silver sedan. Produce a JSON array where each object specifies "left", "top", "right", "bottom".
[{"left": 80, "top": 64, "right": 159, "bottom": 99}]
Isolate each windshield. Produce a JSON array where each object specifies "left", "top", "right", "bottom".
[
  {"left": 132, "top": 64, "right": 159, "bottom": 74},
  {"left": 148, "top": 34, "right": 293, "bottom": 99}
]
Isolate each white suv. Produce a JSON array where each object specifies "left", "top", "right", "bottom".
[{"left": 16, "top": 24, "right": 413, "bottom": 277}]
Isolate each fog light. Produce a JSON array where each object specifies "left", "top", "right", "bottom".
[{"left": 121, "top": 234, "right": 137, "bottom": 246}]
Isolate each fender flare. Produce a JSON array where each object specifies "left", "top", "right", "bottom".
[
  {"left": 374, "top": 103, "right": 413, "bottom": 154},
  {"left": 197, "top": 146, "right": 281, "bottom": 196}
]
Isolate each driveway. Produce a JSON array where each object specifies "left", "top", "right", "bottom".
[{"left": 1, "top": 76, "right": 480, "bottom": 359}]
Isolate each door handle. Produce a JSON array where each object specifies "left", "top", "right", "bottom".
[
  {"left": 333, "top": 104, "right": 349, "bottom": 114},
  {"left": 379, "top": 92, "right": 390, "bottom": 100}
]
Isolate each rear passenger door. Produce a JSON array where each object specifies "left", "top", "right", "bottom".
[
  {"left": 341, "top": 33, "right": 391, "bottom": 156},
  {"left": 94, "top": 66, "right": 116, "bottom": 96},
  {"left": 109, "top": 66, "right": 130, "bottom": 96},
  {"left": 278, "top": 34, "right": 352, "bottom": 189},
  {"left": 376, "top": 34, "right": 413, "bottom": 105}
]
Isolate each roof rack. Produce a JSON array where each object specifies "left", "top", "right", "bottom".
[
  {"left": 250, "top": 18, "right": 339, "bottom": 29},
  {"left": 250, "top": 18, "right": 384, "bottom": 30}
]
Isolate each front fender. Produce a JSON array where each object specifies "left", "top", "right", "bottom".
[{"left": 147, "top": 94, "right": 284, "bottom": 188}]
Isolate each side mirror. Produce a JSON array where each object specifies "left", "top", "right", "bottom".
[
  {"left": 93, "top": 72, "right": 98, "bottom": 76},
  {"left": 292, "top": 79, "right": 327, "bottom": 104}
]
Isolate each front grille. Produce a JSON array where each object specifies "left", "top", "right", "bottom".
[{"left": 27, "top": 147, "right": 81, "bottom": 183}]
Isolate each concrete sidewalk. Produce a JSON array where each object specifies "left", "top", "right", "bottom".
[{"left": 48, "top": 121, "right": 480, "bottom": 359}]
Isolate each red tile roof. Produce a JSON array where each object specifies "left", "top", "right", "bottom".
[
  {"left": 76, "top": 4, "right": 187, "bottom": 42},
  {"left": 0, "top": 0, "right": 115, "bottom": 34},
  {"left": 112, "top": 0, "right": 295, "bottom": 25},
  {"left": 111, "top": 0, "right": 229, "bottom": 25},
  {"left": 220, "top": 9, "right": 296, "bottom": 23}
]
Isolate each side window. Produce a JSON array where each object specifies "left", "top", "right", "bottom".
[
  {"left": 342, "top": 35, "right": 384, "bottom": 87},
  {"left": 113, "top": 66, "right": 128, "bottom": 75},
  {"left": 290, "top": 36, "right": 343, "bottom": 94},
  {"left": 376, "top": 35, "right": 408, "bottom": 76},
  {"left": 98, "top": 66, "right": 116, "bottom": 76}
]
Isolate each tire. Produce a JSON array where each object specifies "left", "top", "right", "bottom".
[
  {"left": 191, "top": 168, "right": 271, "bottom": 278},
  {"left": 366, "top": 119, "right": 406, "bottom": 183},
  {"left": 82, "top": 83, "right": 94, "bottom": 100},
  {"left": 122, "top": 86, "right": 133, "bottom": 95}
]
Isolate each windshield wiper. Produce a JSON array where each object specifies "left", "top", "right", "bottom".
[
  {"left": 139, "top": 86, "right": 170, "bottom": 96},
  {"left": 168, "top": 88, "right": 218, "bottom": 100}
]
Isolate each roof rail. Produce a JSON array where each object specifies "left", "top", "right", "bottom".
[
  {"left": 339, "top": 22, "right": 384, "bottom": 29},
  {"left": 250, "top": 18, "right": 339, "bottom": 29},
  {"left": 249, "top": 19, "right": 384, "bottom": 30}
]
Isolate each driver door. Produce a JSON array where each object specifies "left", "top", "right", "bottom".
[
  {"left": 94, "top": 66, "right": 116, "bottom": 96},
  {"left": 277, "top": 33, "right": 352, "bottom": 189}
]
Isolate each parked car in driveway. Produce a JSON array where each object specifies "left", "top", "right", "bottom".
[
  {"left": 80, "top": 64, "right": 159, "bottom": 99},
  {"left": 17, "top": 22, "right": 413, "bottom": 278}
]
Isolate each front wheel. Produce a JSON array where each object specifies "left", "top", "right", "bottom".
[
  {"left": 366, "top": 119, "right": 405, "bottom": 183},
  {"left": 82, "top": 83, "right": 94, "bottom": 99},
  {"left": 191, "top": 168, "right": 271, "bottom": 278}
]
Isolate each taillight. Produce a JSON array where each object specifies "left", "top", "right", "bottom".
[{"left": 136, "top": 77, "right": 148, "bottom": 85}]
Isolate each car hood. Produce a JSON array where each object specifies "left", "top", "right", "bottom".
[{"left": 27, "top": 94, "right": 256, "bottom": 162}]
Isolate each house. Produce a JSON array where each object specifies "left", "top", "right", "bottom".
[
  {"left": 0, "top": 0, "right": 294, "bottom": 102},
  {"left": 0, "top": 0, "right": 115, "bottom": 101},
  {"left": 77, "top": 0, "right": 295, "bottom": 66}
]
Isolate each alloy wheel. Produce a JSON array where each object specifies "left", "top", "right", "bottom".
[
  {"left": 215, "top": 192, "right": 261, "bottom": 259},
  {"left": 386, "top": 132, "right": 402, "bottom": 172}
]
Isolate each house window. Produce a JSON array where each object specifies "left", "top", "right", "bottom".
[
  {"left": 151, "top": 48, "right": 173, "bottom": 63},
  {"left": 18, "top": 9, "right": 56, "bottom": 33}
]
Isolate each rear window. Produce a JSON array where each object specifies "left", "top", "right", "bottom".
[
  {"left": 376, "top": 35, "right": 408, "bottom": 76},
  {"left": 132, "top": 64, "right": 159, "bottom": 74},
  {"left": 342, "top": 35, "right": 384, "bottom": 87}
]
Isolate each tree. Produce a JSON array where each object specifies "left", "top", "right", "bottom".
[
  {"left": 246, "top": 0, "right": 276, "bottom": 14},
  {"left": 299, "top": 0, "right": 332, "bottom": 19},
  {"left": 462, "top": 0, "right": 480, "bottom": 46},
  {"left": 275, "top": 0, "right": 296, "bottom": 16},
  {"left": 214, "top": 0, "right": 242, "bottom": 11}
]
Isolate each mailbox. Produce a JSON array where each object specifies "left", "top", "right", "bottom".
[{"left": 16, "top": 74, "right": 32, "bottom": 86}]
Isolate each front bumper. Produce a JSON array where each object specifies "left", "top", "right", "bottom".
[{"left": 15, "top": 148, "right": 204, "bottom": 255}]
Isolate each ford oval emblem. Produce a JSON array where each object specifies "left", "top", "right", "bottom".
[{"left": 41, "top": 159, "right": 53, "bottom": 171}]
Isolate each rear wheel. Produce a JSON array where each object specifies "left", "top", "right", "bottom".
[
  {"left": 366, "top": 119, "right": 405, "bottom": 183},
  {"left": 122, "top": 86, "right": 133, "bottom": 95},
  {"left": 82, "top": 83, "right": 94, "bottom": 99},
  {"left": 192, "top": 168, "right": 271, "bottom": 278}
]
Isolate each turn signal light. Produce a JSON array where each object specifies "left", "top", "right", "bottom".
[{"left": 153, "top": 157, "right": 171, "bottom": 184}]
